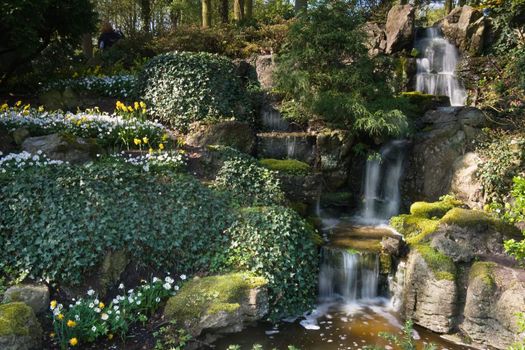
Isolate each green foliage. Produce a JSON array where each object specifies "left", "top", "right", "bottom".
[
  {"left": 0, "top": 160, "right": 233, "bottom": 284},
  {"left": 0, "top": 0, "right": 96, "bottom": 84},
  {"left": 509, "top": 312, "right": 525, "bottom": 350},
  {"left": 414, "top": 244, "right": 456, "bottom": 281},
  {"left": 274, "top": 0, "right": 408, "bottom": 138},
  {"left": 137, "top": 51, "right": 253, "bottom": 131},
  {"left": 259, "top": 158, "right": 310, "bottom": 174},
  {"left": 410, "top": 196, "right": 460, "bottom": 219},
  {"left": 367, "top": 320, "right": 436, "bottom": 350},
  {"left": 476, "top": 130, "right": 525, "bottom": 202},
  {"left": 214, "top": 156, "right": 286, "bottom": 207},
  {"left": 225, "top": 206, "right": 319, "bottom": 319}
]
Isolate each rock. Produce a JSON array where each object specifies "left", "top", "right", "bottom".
[
  {"left": 461, "top": 262, "right": 525, "bottom": 349},
  {"left": 362, "top": 22, "right": 387, "bottom": 56},
  {"left": 385, "top": 5, "right": 415, "bottom": 54},
  {"left": 0, "top": 302, "right": 42, "bottom": 350},
  {"left": 253, "top": 55, "right": 275, "bottom": 90},
  {"left": 439, "top": 6, "right": 487, "bottom": 56},
  {"left": 164, "top": 273, "right": 268, "bottom": 338},
  {"left": 316, "top": 130, "right": 353, "bottom": 190},
  {"left": 256, "top": 132, "right": 317, "bottom": 165},
  {"left": 3, "top": 284, "right": 50, "bottom": 315},
  {"left": 451, "top": 152, "right": 483, "bottom": 208},
  {"left": 381, "top": 236, "right": 403, "bottom": 256},
  {"left": 97, "top": 250, "right": 128, "bottom": 298},
  {"left": 186, "top": 121, "right": 256, "bottom": 154},
  {"left": 0, "top": 129, "right": 16, "bottom": 155},
  {"left": 39, "top": 87, "right": 80, "bottom": 111},
  {"left": 12, "top": 128, "right": 30, "bottom": 145},
  {"left": 404, "top": 107, "right": 486, "bottom": 204},
  {"left": 277, "top": 173, "right": 322, "bottom": 203},
  {"left": 22, "top": 133, "right": 101, "bottom": 164},
  {"left": 402, "top": 250, "right": 459, "bottom": 333},
  {"left": 260, "top": 94, "right": 289, "bottom": 132}
]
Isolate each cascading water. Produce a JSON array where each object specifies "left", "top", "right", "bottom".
[
  {"left": 318, "top": 248, "right": 379, "bottom": 302},
  {"left": 415, "top": 27, "right": 467, "bottom": 106},
  {"left": 358, "top": 140, "right": 407, "bottom": 225}
]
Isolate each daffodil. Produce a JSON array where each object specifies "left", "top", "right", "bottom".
[
  {"left": 15, "top": 100, "right": 22, "bottom": 107},
  {"left": 99, "top": 302, "right": 105, "bottom": 309},
  {"left": 139, "top": 101, "right": 146, "bottom": 109},
  {"left": 142, "top": 137, "right": 149, "bottom": 144},
  {"left": 50, "top": 300, "right": 57, "bottom": 310},
  {"left": 159, "top": 143, "right": 165, "bottom": 150},
  {"left": 108, "top": 333, "right": 114, "bottom": 340},
  {"left": 127, "top": 106, "right": 133, "bottom": 112},
  {"left": 38, "top": 105, "right": 44, "bottom": 112},
  {"left": 49, "top": 332, "right": 55, "bottom": 338},
  {"left": 67, "top": 320, "right": 77, "bottom": 327},
  {"left": 134, "top": 138, "right": 142, "bottom": 145},
  {"left": 69, "top": 337, "right": 78, "bottom": 346},
  {"left": 134, "top": 102, "right": 139, "bottom": 110},
  {"left": 57, "top": 313, "right": 64, "bottom": 320}
]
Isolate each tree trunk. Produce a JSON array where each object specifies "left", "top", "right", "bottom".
[
  {"left": 294, "top": 0, "right": 307, "bottom": 13},
  {"left": 170, "top": 8, "right": 181, "bottom": 29},
  {"left": 202, "top": 0, "right": 212, "bottom": 28},
  {"left": 140, "top": 0, "right": 151, "bottom": 32},
  {"left": 234, "top": 0, "right": 244, "bottom": 21},
  {"left": 244, "top": 0, "right": 253, "bottom": 19},
  {"left": 220, "top": 0, "right": 229, "bottom": 23},
  {"left": 444, "top": 0, "right": 453, "bottom": 14},
  {"left": 458, "top": 0, "right": 466, "bottom": 6},
  {"left": 81, "top": 33, "right": 93, "bottom": 60}
]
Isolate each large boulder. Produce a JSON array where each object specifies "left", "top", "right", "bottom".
[
  {"left": 316, "top": 129, "right": 353, "bottom": 190},
  {"left": 404, "top": 107, "right": 486, "bottom": 204},
  {"left": 385, "top": 5, "right": 415, "bottom": 54},
  {"left": 252, "top": 55, "right": 275, "bottom": 90},
  {"left": 0, "top": 302, "right": 42, "bottom": 350},
  {"left": 22, "top": 133, "right": 101, "bottom": 164},
  {"left": 3, "top": 284, "right": 50, "bottom": 315},
  {"left": 461, "top": 262, "right": 525, "bottom": 348},
  {"left": 438, "top": 6, "right": 487, "bottom": 56},
  {"left": 362, "top": 22, "right": 387, "bottom": 57},
  {"left": 185, "top": 121, "right": 256, "bottom": 154},
  {"left": 450, "top": 152, "right": 483, "bottom": 209},
  {"left": 0, "top": 128, "right": 16, "bottom": 155},
  {"left": 164, "top": 273, "right": 268, "bottom": 339}
]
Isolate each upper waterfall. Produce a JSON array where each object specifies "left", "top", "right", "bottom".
[{"left": 415, "top": 27, "right": 467, "bottom": 106}]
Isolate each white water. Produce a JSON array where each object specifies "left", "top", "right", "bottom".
[
  {"left": 415, "top": 27, "right": 467, "bottom": 106},
  {"left": 358, "top": 140, "right": 407, "bottom": 225},
  {"left": 318, "top": 248, "right": 379, "bottom": 302}
]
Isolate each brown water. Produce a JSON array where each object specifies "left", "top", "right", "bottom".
[{"left": 213, "top": 299, "right": 473, "bottom": 350}]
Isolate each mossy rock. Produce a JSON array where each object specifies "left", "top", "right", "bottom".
[
  {"left": 410, "top": 198, "right": 460, "bottom": 219},
  {"left": 390, "top": 214, "right": 440, "bottom": 245},
  {"left": 164, "top": 272, "right": 268, "bottom": 335},
  {"left": 414, "top": 244, "right": 456, "bottom": 281},
  {"left": 469, "top": 261, "right": 496, "bottom": 288},
  {"left": 440, "top": 208, "right": 520, "bottom": 237},
  {"left": 258, "top": 158, "right": 310, "bottom": 174},
  {"left": 401, "top": 91, "right": 450, "bottom": 113},
  {"left": 0, "top": 302, "right": 42, "bottom": 350}
]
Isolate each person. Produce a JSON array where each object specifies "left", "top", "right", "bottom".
[{"left": 98, "top": 21, "right": 123, "bottom": 50}]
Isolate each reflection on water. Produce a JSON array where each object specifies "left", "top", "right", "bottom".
[{"left": 213, "top": 299, "right": 472, "bottom": 350}]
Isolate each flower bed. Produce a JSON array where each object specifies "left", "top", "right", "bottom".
[{"left": 44, "top": 75, "right": 137, "bottom": 98}]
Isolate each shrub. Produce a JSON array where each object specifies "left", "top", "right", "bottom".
[
  {"left": 137, "top": 51, "right": 252, "bottom": 131},
  {"left": 0, "top": 159, "right": 233, "bottom": 284},
  {"left": 225, "top": 206, "right": 319, "bottom": 319},
  {"left": 214, "top": 156, "right": 286, "bottom": 207},
  {"left": 44, "top": 75, "right": 137, "bottom": 99}
]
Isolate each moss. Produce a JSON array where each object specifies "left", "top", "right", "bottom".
[
  {"left": 390, "top": 214, "right": 440, "bottom": 245},
  {"left": 0, "top": 302, "right": 36, "bottom": 336},
  {"left": 415, "top": 244, "right": 456, "bottom": 281},
  {"left": 379, "top": 253, "right": 393, "bottom": 274},
  {"left": 440, "top": 208, "right": 495, "bottom": 228},
  {"left": 164, "top": 273, "right": 267, "bottom": 323},
  {"left": 410, "top": 200, "right": 458, "bottom": 219},
  {"left": 259, "top": 158, "right": 310, "bottom": 174},
  {"left": 469, "top": 261, "right": 496, "bottom": 288}
]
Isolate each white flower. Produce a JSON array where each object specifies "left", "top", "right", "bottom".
[
  {"left": 165, "top": 276, "right": 174, "bottom": 284},
  {"left": 180, "top": 274, "right": 187, "bottom": 280},
  {"left": 89, "top": 303, "right": 94, "bottom": 308},
  {"left": 92, "top": 326, "right": 97, "bottom": 332},
  {"left": 118, "top": 283, "right": 124, "bottom": 289},
  {"left": 136, "top": 300, "right": 141, "bottom": 305},
  {"left": 163, "top": 283, "right": 171, "bottom": 290},
  {"left": 94, "top": 307, "right": 101, "bottom": 313},
  {"left": 174, "top": 285, "right": 180, "bottom": 291},
  {"left": 87, "top": 289, "right": 95, "bottom": 296},
  {"left": 128, "top": 289, "right": 134, "bottom": 294},
  {"left": 152, "top": 277, "right": 160, "bottom": 283},
  {"left": 94, "top": 299, "right": 99, "bottom": 304},
  {"left": 101, "top": 313, "right": 109, "bottom": 320},
  {"left": 155, "top": 297, "right": 161, "bottom": 303},
  {"left": 113, "top": 298, "right": 119, "bottom": 304},
  {"left": 75, "top": 315, "right": 80, "bottom": 321}
]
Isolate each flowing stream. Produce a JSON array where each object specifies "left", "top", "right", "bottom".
[
  {"left": 415, "top": 27, "right": 467, "bottom": 106},
  {"left": 214, "top": 138, "right": 472, "bottom": 349}
]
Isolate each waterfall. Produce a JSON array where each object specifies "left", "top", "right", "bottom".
[
  {"left": 318, "top": 247, "right": 379, "bottom": 302},
  {"left": 358, "top": 140, "right": 407, "bottom": 225},
  {"left": 415, "top": 27, "right": 467, "bottom": 106}
]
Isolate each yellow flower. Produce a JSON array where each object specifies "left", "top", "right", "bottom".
[
  {"left": 49, "top": 332, "right": 55, "bottom": 338},
  {"left": 142, "top": 108, "right": 146, "bottom": 114},
  {"left": 67, "top": 320, "right": 77, "bottom": 328},
  {"left": 159, "top": 143, "right": 165, "bottom": 150},
  {"left": 133, "top": 138, "right": 142, "bottom": 146},
  {"left": 38, "top": 105, "right": 44, "bottom": 112},
  {"left": 99, "top": 302, "right": 105, "bottom": 309},
  {"left": 50, "top": 300, "right": 57, "bottom": 309},
  {"left": 69, "top": 338, "right": 78, "bottom": 346},
  {"left": 134, "top": 102, "right": 139, "bottom": 110},
  {"left": 73, "top": 72, "right": 79, "bottom": 78},
  {"left": 139, "top": 101, "right": 146, "bottom": 109},
  {"left": 142, "top": 137, "right": 149, "bottom": 144},
  {"left": 149, "top": 148, "right": 154, "bottom": 154},
  {"left": 23, "top": 104, "right": 30, "bottom": 110},
  {"left": 1, "top": 103, "right": 8, "bottom": 110},
  {"left": 15, "top": 100, "right": 22, "bottom": 107},
  {"left": 57, "top": 313, "right": 64, "bottom": 320},
  {"left": 108, "top": 333, "right": 114, "bottom": 340},
  {"left": 127, "top": 106, "right": 133, "bottom": 112}
]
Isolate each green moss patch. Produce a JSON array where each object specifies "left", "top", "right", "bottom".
[
  {"left": 0, "top": 302, "right": 37, "bottom": 337},
  {"left": 164, "top": 273, "right": 267, "bottom": 323},
  {"left": 469, "top": 262, "right": 496, "bottom": 288},
  {"left": 410, "top": 199, "right": 459, "bottom": 219},
  {"left": 259, "top": 158, "right": 311, "bottom": 174},
  {"left": 390, "top": 214, "right": 440, "bottom": 245},
  {"left": 415, "top": 244, "right": 456, "bottom": 281}
]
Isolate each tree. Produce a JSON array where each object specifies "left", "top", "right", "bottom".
[
  {"left": 220, "top": 0, "right": 229, "bottom": 23},
  {"left": 0, "top": 0, "right": 97, "bottom": 86},
  {"left": 245, "top": 0, "right": 253, "bottom": 19},
  {"left": 140, "top": 0, "right": 152, "bottom": 32},
  {"left": 202, "top": 0, "right": 212, "bottom": 27},
  {"left": 294, "top": 0, "right": 307, "bottom": 13},
  {"left": 234, "top": 0, "right": 244, "bottom": 20}
]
